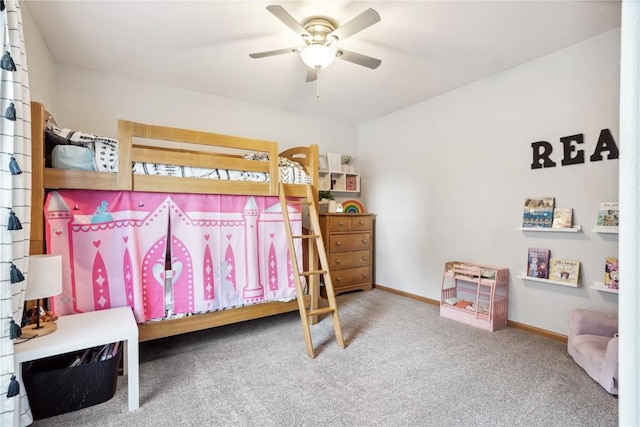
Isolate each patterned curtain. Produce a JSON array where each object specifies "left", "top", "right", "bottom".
[{"left": 0, "top": 1, "right": 33, "bottom": 426}]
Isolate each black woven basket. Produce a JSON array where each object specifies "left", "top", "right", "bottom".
[{"left": 23, "top": 343, "right": 121, "bottom": 420}]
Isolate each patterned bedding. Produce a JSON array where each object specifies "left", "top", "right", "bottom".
[{"left": 47, "top": 126, "right": 311, "bottom": 184}]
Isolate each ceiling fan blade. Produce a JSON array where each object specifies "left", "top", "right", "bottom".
[
  {"left": 266, "top": 5, "right": 311, "bottom": 39},
  {"left": 249, "top": 47, "right": 300, "bottom": 59},
  {"left": 305, "top": 68, "right": 318, "bottom": 83},
  {"left": 336, "top": 49, "right": 381, "bottom": 69},
  {"left": 327, "top": 8, "right": 380, "bottom": 42}
]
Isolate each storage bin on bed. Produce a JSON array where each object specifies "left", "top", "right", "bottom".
[{"left": 23, "top": 343, "right": 121, "bottom": 420}]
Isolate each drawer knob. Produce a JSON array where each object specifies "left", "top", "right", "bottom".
[
  {"left": 359, "top": 220, "right": 365, "bottom": 225},
  {"left": 362, "top": 239, "right": 368, "bottom": 244},
  {"left": 336, "top": 241, "right": 342, "bottom": 246},
  {"left": 338, "top": 221, "right": 345, "bottom": 226},
  {"left": 362, "top": 273, "right": 369, "bottom": 278},
  {"left": 336, "top": 277, "right": 342, "bottom": 282},
  {"left": 335, "top": 259, "right": 341, "bottom": 264},
  {"left": 362, "top": 256, "right": 368, "bottom": 261}
]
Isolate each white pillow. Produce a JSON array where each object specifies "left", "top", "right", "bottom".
[{"left": 52, "top": 145, "right": 96, "bottom": 171}]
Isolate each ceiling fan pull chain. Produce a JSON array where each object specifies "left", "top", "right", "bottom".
[{"left": 316, "top": 67, "right": 321, "bottom": 98}]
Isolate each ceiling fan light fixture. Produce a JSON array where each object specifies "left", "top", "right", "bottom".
[{"left": 300, "top": 44, "right": 336, "bottom": 70}]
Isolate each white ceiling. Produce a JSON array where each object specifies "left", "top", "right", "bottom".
[{"left": 25, "top": 1, "right": 621, "bottom": 124}]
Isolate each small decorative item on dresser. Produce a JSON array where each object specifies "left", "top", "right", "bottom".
[{"left": 342, "top": 200, "right": 364, "bottom": 214}]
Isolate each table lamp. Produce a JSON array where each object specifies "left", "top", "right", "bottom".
[{"left": 21, "top": 254, "right": 63, "bottom": 339}]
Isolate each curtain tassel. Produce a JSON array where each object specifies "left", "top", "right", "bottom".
[
  {"left": 9, "top": 156, "right": 22, "bottom": 175},
  {"left": 4, "top": 102, "right": 16, "bottom": 121},
  {"left": 9, "top": 319, "right": 21, "bottom": 339},
  {"left": 6, "top": 375, "right": 19, "bottom": 398},
  {"left": 10, "top": 263, "right": 24, "bottom": 283},
  {"left": 8, "top": 209, "right": 22, "bottom": 230},
  {"left": 0, "top": 50, "right": 16, "bottom": 72}
]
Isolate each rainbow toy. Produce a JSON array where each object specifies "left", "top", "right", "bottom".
[{"left": 342, "top": 200, "right": 364, "bottom": 214}]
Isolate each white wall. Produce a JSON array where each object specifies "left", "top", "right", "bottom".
[
  {"left": 22, "top": 2, "right": 56, "bottom": 110},
  {"left": 359, "top": 29, "right": 620, "bottom": 335},
  {"left": 51, "top": 65, "right": 358, "bottom": 155}
]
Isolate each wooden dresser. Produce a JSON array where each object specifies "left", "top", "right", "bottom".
[{"left": 319, "top": 213, "right": 375, "bottom": 296}]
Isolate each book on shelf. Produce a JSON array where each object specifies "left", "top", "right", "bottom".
[
  {"left": 597, "top": 202, "right": 619, "bottom": 227},
  {"left": 522, "top": 197, "right": 555, "bottom": 228},
  {"left": 527, "top": 247, "right": 550, "bottom": 279},
  {"left": 549, "top": 259, "right": 580, "bottom": 284},
  {"left": 552, "top": 208, "right": 573, "bottom": 228},
  {"left": 604, "top": 257, "right": 619, "bottom": 289}
]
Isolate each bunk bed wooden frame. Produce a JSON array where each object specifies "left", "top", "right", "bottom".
[{"left": 29, "top": 101, "right": 320, "bottom": 342}]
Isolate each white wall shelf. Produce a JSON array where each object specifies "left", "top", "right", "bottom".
[
  {"left": 590, "top": 226, "right": 619, "bottom": 234},
  {"left": 517, "top": 273, "right": 580, "bottom": 288},
  {"left": 319, "top": 170, "right": 360, "bottom": 193},
  {"left": 591, "top": 281, "right": 619, "bottom": 294},
  {"left": 517, "top": 225, "right": 582, "bottom": 232}
]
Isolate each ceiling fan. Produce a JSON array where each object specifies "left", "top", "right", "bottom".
[{"left": 249, "top": 5, "right": 382, "bottom": 82}]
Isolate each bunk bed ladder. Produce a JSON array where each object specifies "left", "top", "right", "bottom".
[{"left": 279, "top": 183, "right": 345, "bottom": 358}]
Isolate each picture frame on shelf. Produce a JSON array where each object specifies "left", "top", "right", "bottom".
[
  {"left": 319, "top": 156, "right": 328, "bottom": 171},
  {"left": 327, "top": 153, "right": 342, "bottom": 172},
  {"left": 346, "top": 175, "right": 358, "bottom": 191}
]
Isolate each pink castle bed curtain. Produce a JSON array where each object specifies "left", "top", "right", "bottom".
[{"left": 44, "top": 190, "right": 301, "bottom": 323}]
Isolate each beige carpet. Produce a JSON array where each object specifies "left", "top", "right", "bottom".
[{"left": 30, "top": 289, "right": 617, "bottom": 426}]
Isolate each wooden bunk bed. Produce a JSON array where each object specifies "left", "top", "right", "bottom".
[{"left": 29, "top": 101, "right": 320, "bottom": 342}]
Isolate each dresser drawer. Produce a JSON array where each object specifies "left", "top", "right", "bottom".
[
  {"left": 329, "top": 250, "right": 370, "bottom": 270},
  {"left": 331, "top": 267, "right": 371, "bottom": 289},
  {"left": 328, "top": 233, "right": 371, "bottom": 252},
  {"left": 328, "top": 216, "right": 371, "bottom": 232}
]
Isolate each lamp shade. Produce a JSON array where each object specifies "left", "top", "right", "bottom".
[
  {"left": 300, "top": 44, "right": 336, "bottom": 70},
  {"left": 26, "top": 254, "right": 63, "bottom": 300}
]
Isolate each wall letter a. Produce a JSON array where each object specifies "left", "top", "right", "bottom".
[
  {"left": 589, "top": 129, "right": 619, "bottom": 162},
  {"left": 531, "top": 141, "right": 556, "bottom": 169}
]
